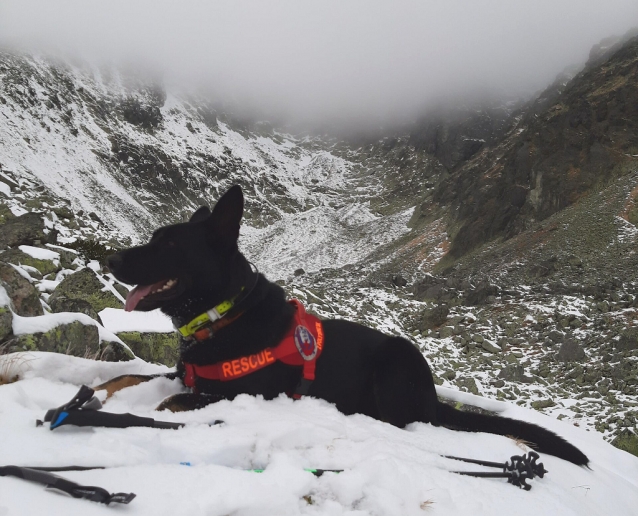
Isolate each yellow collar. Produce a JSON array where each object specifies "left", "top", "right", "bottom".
[{"left": 177, "top": 294, "right": 240, "bottom": 338}]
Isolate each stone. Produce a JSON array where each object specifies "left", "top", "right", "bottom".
[
  {"left": 0, "top": 248, "right": 60, "bottom": 276},
  {"left": 48, "top": 268, "right": 123, "bottom": 313},
  {"left": 548, "top": 330, "right": 565, "bottom": 343},
  {"left": 294, "top": 268, "right": 305, "bottom": 277},
  {"left": 5, "top": 321, "right": 100, "bottom": 357},
  {"left": 48, "top": 296, "right": 103, "bottom": 324},
  {"left": 617, "top": 329, "right": 638, "bottom": 351},
  {"left": 457, "top": 377, "right": 479, "bottom": 395},
  {"left": 391, "top": 275, "right": 408, "bottom": 287},
  {"left": 99, "top": 341, "right": 135, "bottom": 362},
  {"left": 557, "top": 339, "right": 586, "bottom": 362},
  {"left": 116, "top": 332, "right": 180, "bottom": 366},
  {"left": 481, "top": 340, "right": 502, "bottom": 353},
  {"left": 0, "top": 306, "right": 13, "bottom": 342},
  {"left": 0, "top": 262, "right": 43, "bottom": 316},
  {"left": 472, "top": 334, "right": 484, "bottom": 343},
  {"left": 439, "top": 326, "right": 454, "bottom": 338},
  {"left": 611, "top": 432, "right": 638, "bottom": 458},
  {"left": 419, "top": 304, "right": 449, "bottom": 331},
  {"left": 531, "top": 399, "right": 555, "bottom": 409},
  {"left": 498, "top": 365, "right": 534, "bottom": 384},
  {"left": 0, "top": 212, "right": 53, "bottom": 249}
]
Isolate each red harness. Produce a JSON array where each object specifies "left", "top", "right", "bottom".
[{"left": 182, "top": 299, "right": 324, "bottom": 399}]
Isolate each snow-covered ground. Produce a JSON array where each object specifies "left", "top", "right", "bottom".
[{"left": 1, "top": 352, "right": 636, "bottom": 516}]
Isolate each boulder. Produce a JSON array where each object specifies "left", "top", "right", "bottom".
[
  {"left": 48, "top": 268, "right": 123, "bottom": 313},
  {"left": 0, "top": 247, "right": 60, "bottom": 276},
  {"left": 481, "top": 340, "right": 502, "bottom": 354},
  {"left": 557, "top": 339, "right": 586, "bottom": 362},
  {"left": 0, "top": 212, "right": 53, "bottom": 249},
  {"left": 116, "top": 332, "right": 180, "bottom": 366},
  {"left": 498, "top": 365, "right": 534, "bottom": 384},
  {"left": 6, "top": 321, "right": 100, "bottom": 357},
  {"left": 0, "top": 262, "right": 43, "bottom": 316},
  {"left": 419, "top": 304, "right": 449, "bottom": 331},
  {"left": 48, "top": 296, "right": 102, "bottom": 324},
  {"left": 0, "top": 305, "right": 13, "bottom": 342},
  {"left": 616, "top": 329, "right": 638, "bottom": 351}
]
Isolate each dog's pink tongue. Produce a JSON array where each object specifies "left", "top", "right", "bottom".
[{"left": 125, "top": 284, "right": 157, "bottom": 312}]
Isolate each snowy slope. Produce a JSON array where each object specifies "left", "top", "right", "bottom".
[
  {"left": 0, "top": 51, "right": 413, "bottom": 281},
  {"left": 0, "top": 352, "right": 636, "bottom": 516}
]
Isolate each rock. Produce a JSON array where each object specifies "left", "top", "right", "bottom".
[
  {"left": 116, "top": 332, "right": 180, "bottom": 366},
  {"left": 439, "top": 326, "right": 454, "bottom": 338},
  {"left": 457, "top": 377, "right": 479, "bottom": 395},
  {"left": 611, "top": 432, "right": 638, "bottom": 458},
  {"left": 391, "top": 275, "right": 408, "bottom": 287},
  {"left": 0, "top": 212, "right": 53, "bottom": 249},
  {"left": 617, "top": 329, "right": 638, "bottom": 351},
  {"left": 48, "top": 268, "right": 123, "bottom": 313},
  {"left": 113, "top": 283, "right": 129, "bottom": 299},
  {"left": 465, "top": 283, "right": 499, "bottom": 306},
  {"left": 99, "top": 341, "right": 135, "bottom": 362},
  {"left": 0, "top": 248, "right": 60, "bottom": 276},
  {"left": 498, "top": 365, "right": 534, "bottom": 384},
  {"left": 531, "top": 399, "right": 556, "bottom": 409},
  {"left": 0, "top": 262, "right": 43, "bottom": 316},
  {"left": 5, "top": 321, "right": 100, "bottom": 357},
  {"left": 481, "top": 340, "right": 502, "bottom": 353},
  {"left": 567, "top": 255, "right": 583, "bottom": 267},
  {"left": 0, "top": 306, "right": 13, "bottom": 342},
  {"left": 472, "top": 334, "right": 484, "bottom": 344},
  {"left": 548, "top": 330, "right": 565, "bottom": 343},
  {"left": 557, "top": 339, "right": 586, "bottom": 362},
  {"left": 294, "top": 268, "right": 305, "bottom": 277},
  {"left": 51, "top": 247, "right": 79, "bottom": 269},
  {"left": 597, "top": 301, "right": 610, "bottom": 313},
  {"left": 419, "top": 304, "right": 449, "bottom": 331},
  {"left": 48, "top": 296, "right": 102, "bottom": 324}
]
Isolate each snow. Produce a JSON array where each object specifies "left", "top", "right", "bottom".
[
  {"left": 99, "top": 308, "right": 174, "bottom": 333},
  {"left": 0, "top": 181, "right": 11, "bottom": 197},
  {"left": 18, "top": 245, "right": 61, "bottom": 264},
  {"left": 0, "top": 353, "right": 636, "bottom": 516},
  {"left": 11, "top": 312, "right": 128, "bottom": 347}
]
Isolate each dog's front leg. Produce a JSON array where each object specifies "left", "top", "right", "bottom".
[
  {"left": 155, "top": 393, "right": 226, "bottom": 412},
  {"left": 94, "top": 373, "right": 173, "bottom": 399}
]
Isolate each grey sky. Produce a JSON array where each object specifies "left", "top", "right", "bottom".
[{"left": 2, "top": 0, "right": 637, "bottom": 130}]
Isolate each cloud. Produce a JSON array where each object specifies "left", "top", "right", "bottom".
[{"left": 2, "top": 0, "right": 637, "bottom": 131}]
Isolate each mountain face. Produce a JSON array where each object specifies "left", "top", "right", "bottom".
[
  {"left": 0, "top": 32, "right": 637, "bottom": 456},
  {"left": 439, "top": 34, "right": 638, "bottom": 259}
]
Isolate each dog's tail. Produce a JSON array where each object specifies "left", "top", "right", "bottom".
[{"left": 435, "top": 401, "right": 589, "bottom": 466}]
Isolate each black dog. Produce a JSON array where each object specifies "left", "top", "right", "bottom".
[{"left": 102, "top": 185, "right": 589, "bottom": 466}]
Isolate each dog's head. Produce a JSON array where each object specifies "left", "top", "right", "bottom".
[{"left": 107, "top": 185, "right": 246, "bottom": 316}]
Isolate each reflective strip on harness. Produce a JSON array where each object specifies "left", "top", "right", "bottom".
[{"left": 182, "top": 300, "right": 323, "bottom": 396}]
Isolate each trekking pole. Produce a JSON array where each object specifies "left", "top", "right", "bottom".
[
  {"left": 0, "top": 466, "right": 135, "bottom": 505},
  {"left": 443, "top": 452, "right": 548, "bottom": 490},
  {"left": 37, "top": 385, "right": 223, "bottom": 430}
]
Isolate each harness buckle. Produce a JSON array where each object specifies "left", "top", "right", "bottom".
[{"left": 293, "top": 377, "right": 313, "bottom": 399}]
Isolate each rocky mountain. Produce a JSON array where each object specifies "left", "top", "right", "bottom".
[{"left": 0, "top": 31, "right": 637, "bottom": 457}]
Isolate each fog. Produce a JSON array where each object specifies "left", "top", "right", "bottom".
[{"left": 1, "top": 0, "right": 637, "bottom": 132}]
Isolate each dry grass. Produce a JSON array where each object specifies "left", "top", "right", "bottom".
[
  {"left": 420, "top": 500, "right": 435, "bottom": 511},
  {"left": 0, "top": 344, "right": 33, "bottom": 385},
  {"left": 507, "top": 435, "right": 534, "bottom": 451}
]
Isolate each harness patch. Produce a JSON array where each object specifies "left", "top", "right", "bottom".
[
  {"left": 294, "top": 325, "right": 317, "bottom": 360},
  {"left": 221, "top": 349, "right": 276, "bottom": 379}
]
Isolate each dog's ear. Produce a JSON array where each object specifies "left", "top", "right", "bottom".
[
  {"left": 209, "top": 185, "right": 244, "bottom": 242},
  {"left": 189, "top": 206, "right": 211, "bottom": 223}
]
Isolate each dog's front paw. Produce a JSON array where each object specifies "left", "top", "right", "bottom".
[{"left": 156, "top": 393, "right": 224, "bottom": 412}]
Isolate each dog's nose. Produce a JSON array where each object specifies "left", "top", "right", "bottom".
[{"left": 106, "top": 253, "right": 123, "bottom": 273}]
